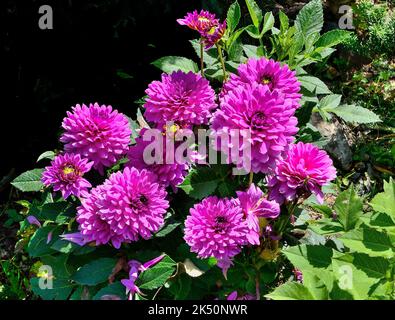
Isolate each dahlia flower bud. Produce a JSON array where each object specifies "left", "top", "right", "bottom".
[
  {"left": 268, "top": 142, "right": 337, "bottom": 204},
  {"left": 60, "top": 103, "right": 132, "bottom": 175},
  {"left": 41, "top": 153, "right": 93, "bottom": 199}
]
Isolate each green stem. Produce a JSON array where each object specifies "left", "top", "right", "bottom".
[
  {"left": 200, "top": 39, "right": 204, "bottom": 77},
  {"left": 216, "top": 44, "right": 227, "bottom": 81},
  {"left": 248, "top": 171, "right": 254, "bottom": 186}
]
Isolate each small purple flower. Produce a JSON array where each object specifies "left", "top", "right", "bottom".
[
  {"left": 121, "top": 255, "right": 165, "bottom": 300},
  {"left": 60, "top": 232, "right": 90, "bottom": 246},
  {"left": 27, "top": 216, "right": 41, "bottom": 228},
  {"left": 236, "top": 184, "right": 280, "bottom": 245},
  {"left": 41, "top": 153, "right": 93, "bottom": 199},
  {"left": 227, "top": 291, "right": 255, "bottom": 300}
]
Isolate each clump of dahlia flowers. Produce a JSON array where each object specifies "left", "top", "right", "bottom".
[
  {"left": 41, "top": 153, "right": 93, "bottom": 199},
  {"left": 211, "top": 83, "right": 298, "bottom": 173},
  {"left": 268, "top": 142, "right": 337, "bottom": 204},
  {"left": 144, "top": 71, "right": 216, "bottom": 127},
  {"left": 76, "top": 167, "right": 169, "bottom": 248},
  {"left": 222, "top": 58, "right": 301, "bottom": 110},
  {"left": 184, "top": 196, "right": 249, "bottom": 276},
  {"left": 60, "top": 103, "right": 131, "bottom": 175},
  {"left": 236, "top": 184, "right": 280, "bottom": 245},
  {"left": 126, "top": 128, "right": 189, "bottom": 191},
  {"left": 177, "top": 10, "right": 226, "bottom": 48}
]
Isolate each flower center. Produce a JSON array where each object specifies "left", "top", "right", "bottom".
[
  {"left": 260, "top": 75, "right": 275, "bottom": 89},
  {"left": 251, "top": 112, "right": 266, "bottom": 130},
  {"left": 213, "top": 215, "right": 228, "bottom": 233},
  {"left": 198, "top": 16, "right": 210, "bottom": 22},
  {"left": 62, "top": 166, "right": 75, "bottom": 175},
  {"left": 130, "top": 194, "right": 148, "bottom": 211},
  {"left": 59, "top": 164, "right": 80, "bottom": 182}
]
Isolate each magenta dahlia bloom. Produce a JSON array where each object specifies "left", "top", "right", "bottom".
[
  {"left": 268, "top": 142, "right": 337, "bottom": 204},
  {"left": 177, "top": 10, "right": 226, "bottom": 49},
  {"left": 60, "top": 103, "right": 132, "bottom": 175},
  {"left": 76, "top": 167, "right": 169, "bottom": 248},
  {"left": 184, "top": 196, "right": 249, "bottom": 277},
  {"left": 211, "top": 83, "right": 298, "bottom": 173},
  {"left": 177, "top": 10, "right": 218, "bottom": 33},
  {"left": 222, "top": 58, "right": 301, "bottom": 110},
  {"left": 144, "top": 71, "right": 216, "bottom": 127},
  {"left": 41, "top": 153, "right": 93, "bottom": 199},
  {"left": 126, "top": 129, "right": 189, "bottom": 192},
  {"left": 236, "top": 184, "right": 280, "bottom": 245}
]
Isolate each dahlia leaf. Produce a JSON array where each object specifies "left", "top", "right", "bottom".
[
  {"left": 266, "top": 282, "right": 315, "bottom": 300},
  {"left": 330, "top": 104, "right": 382, "bottom": 124},
  {"left": 30, "top": 278, "right": 75, "bottom": 300},
  {"left": 178, "top": 167, "right": 221, "bottom": 200},
  {"left": 155, "top": 222, "right": 181, "bottom": 237},
  {"left": 27, "top": 226, "right": 62, "bottom": 258},
  {"left": 279, "top": 10, "right": 289, "bottom": 33},
  {"left": 295, "top": 0, "right": 323, "bottom": 39},
  {"left": 370, "top": 178, "right": 395, "bottom": 219},
  {"left": 37, "top": 151, "right": 55, "bottom": 162},
  {"left": 316, "top": 29, "right": 351, "bottom": 48},
  {"left": 93, "top": 281, "right": 126, "bottom": 300},
  {"left": 11, "top": 169, "right": 44, "bottom": 192},
  {"left": 227, "top": 1, "right": 241, "bottom": 33},
  {"left": 244, "top": 0, "right": 263, "bottom": 29},
  {"left": 334, "top": 187, "right": 363, "bottom": 231},
  {"left": 298, "top": 75, "right": 331, "bottom": 95},
  {"left": 261, "top": 12, "right": 275, "bottom": 36},
  {"left": 137, "top": 255, "right": 176, "bottom": 290},
  {"left": 151, "top": 56, "right": 198, "bottom": 74},
  {"left": 72, "top": 258, "right": 117, "bottom": 286}
]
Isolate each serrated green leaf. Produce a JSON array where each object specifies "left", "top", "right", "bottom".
[
  {"left": 334, "top": 187, "right": 363, "bottom": 231},
  {"left": 295, "top": 0, "right": 323, "bottom": 38},
  {"left": 11, "top": 169, "right": 44, "bottom": 192},
  {"left": 72, "top": 258, "right": 117, "bottom": 286},
  {"left": 137, "top": 255, "right": 176, "bottom": 290},
  {"left": 227, "top": 1, "right": 241, "bottom": 33},
  {"left": 178, "top": 167, "right": 221, "bottom": 199},
  {"left": 266, "top": 282, "right": 315, "bottom": 300},
  {"left": 298, "top": 75, "right": 331, "bottom": 94},
  {"left": 151, "top": 56, "right": 198, "bottom": 74},
  {"left": 370, "top": 178, "right": 395, "bottom": 218},
  {"left": 245, "top": 0, "right": 263, "bottom": 29},
  {"left": 331, "top": 105, "right": 381, "bottom": 124},
  {"left": 316, "top": 29, "right": 351, "bottom": 48}
]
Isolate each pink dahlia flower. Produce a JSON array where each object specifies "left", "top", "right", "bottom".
[
  {"left": 76, "top": 167, "right": 169, "bottom": 248},
  {"left": 177, "top": 10, "right": 226, "bottom": 49},
  {"left": 60, "top": 103, "right": 132, "bottom": 175},
  {"left": 268, "top": 142, "right": 337, "bottom": 204},
  {"left": 227, "top": 291, "right": 255, "bottom": 300},
  {"left": 222, "top": 58, "right": 301, "bottom": 110},
  {"left": 211, "top": 83, "right": 298, "bottom": 173},
  {"left": 184, "top": 196, "right": 249, "bottom": 277},
  {"left": 41, "top": 153, "right": 93, "bottom": 199},
  {"left": 236, "top": 184, "right": 280, "bottom": 245},
  {"left": 144, "top": 71, "right": 216, "bottom": 127},
  {"left": 177, "top": 10, "right": 218, "bottom": 33},
  {"left": 126, "top": 129, "right": 189, "bottom": 192}
]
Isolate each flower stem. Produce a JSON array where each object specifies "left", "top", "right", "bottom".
[
  {"left": 255, "top": 274, "right": 261, "bottom": 300},
  {"left": 200, "top": 39, "right": 204, "bottom": 77},
  {"left": 216, "top": 44, "right": 227, "bottom": 81},
  {"left": 248, "top": 171, "right": 254, "bottom": 186}
]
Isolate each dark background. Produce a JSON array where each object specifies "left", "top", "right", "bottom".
[{"left": 1, "top": 0, "right": 229, "bottom": 192}]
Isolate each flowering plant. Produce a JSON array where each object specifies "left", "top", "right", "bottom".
[{"left": 9, "top": 0, "right": 394, "bottom": 301}]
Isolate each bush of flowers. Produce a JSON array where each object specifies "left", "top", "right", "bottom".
[{"left": 10, "top": 0, "right": 395, "bottom": 300}]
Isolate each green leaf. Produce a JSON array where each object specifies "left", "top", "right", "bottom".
[
  {"left": 27, "top": 226, "right": 60, "bottom": 258},
  {"left": 72, "top": 258, "right": 117, "bottom": 286},
  {"left": 370, "top": 178, "right": 395, "bottom": 218},
  {"left": 11, "top": 169, "right": 44, "bottom": 192},
  {"left": 298, "top": 75, "right": 331, "bottom": 94},
  {"left": 190, "top": 40, "right": 218, "bottom": 66},
  {"left": 261, "top": 12, "right": 275, "bottom": 35},
  {"left": 295, "top": 0, "right": 323, "bottom": 38},
  {"left": 137, "top": 255, "right": 176, "bottom": 290},
  {"left": 178, "top": 167, "right": 221, "bottom": 200},
  {"left": 93, "top": 282, "right": 126, "bottom": 300},
  {"left": 227, "top": 1, "right": 241, "bottom": 33},
  {"left": 30, "top": 278, "right": 74, "bottom": 300},
  {"left": 155, "top": 222, "right": 181, "bottom": 237},
  {"left": 283, "top": 244, "right": 333, "bottom": 270},
  {"left": 244, "top": 0, "right": 263, "bottom": 29},
  {"left": 316, "top": 29, "right": 351, "bottom": 48},
  {"left": 151, "top": 56, "right": 198, "bottom": 74},
  {"left": 243, "top": 44, "right": 262, "bottom": 58},
  {"left": 279, "top": 10, "right": 289, "bottom": 33},
  {"left": 266, "top": 282, "right": 315, "bottom": 300},
  {"left": 51, "top": 239, "right": 78, "bottom": 254},
  {"left": 340, "top": 226, "right": 394, "bottom": 258},
  {"left": 334, "top": 187, "right": 363, "bottom": 231},
  {"left": 319, "top": 94, "right": 342, "bottom": 110},
  {"left": 37, "top": 151, "right": 55, "bottom": 162},
  {"left": 331, "top": 105, "right": 381, "bottom": 124}
]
